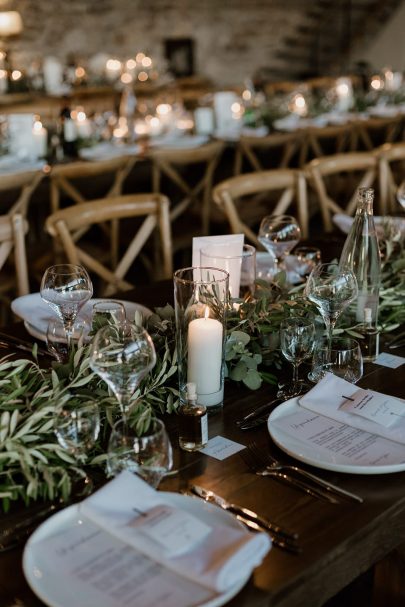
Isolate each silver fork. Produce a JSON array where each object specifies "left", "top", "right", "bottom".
[
  {"left": 246, "top": 442, "right": 363, "bottom": 504},
  {"left": 240, "top": 447, "right": 339, "bottom": 504}
]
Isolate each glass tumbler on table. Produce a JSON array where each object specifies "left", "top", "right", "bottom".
[
  {"left": 309, "top": 337, "right": 363, "bottom": 384},
  {"left": 54, "top": 400, "right": 100, "bottom": 461},
  {"left": 258, "top": 214, "right": 301, "bottom": 278},
  {"left": 107, "top": 418, "right": 173, "bottom": 488}
]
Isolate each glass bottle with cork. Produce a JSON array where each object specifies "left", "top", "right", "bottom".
[
  {"left": 339, "top": 187, "right": 381, "bottom": 324},
  {"left": 178, "top": 382, "right": 208, "bottom": 452}
]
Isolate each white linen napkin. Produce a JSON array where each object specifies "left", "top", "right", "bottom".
[
  {"left": 300, "top": 373, "right": 405, "bottom": 445},
  {"left": 80, "top": 471, "right": 271, "bottom": 593}
]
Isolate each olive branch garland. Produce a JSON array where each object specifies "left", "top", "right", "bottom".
[{"left": 0, "top": 230, "right": 403, "bottom": 510}]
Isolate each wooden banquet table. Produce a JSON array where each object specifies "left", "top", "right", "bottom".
[{"left": 0, "top": 280, "right": 405, "bottom": 607}]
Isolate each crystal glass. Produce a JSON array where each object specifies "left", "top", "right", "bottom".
[
  {"left": 293, "top": 246, "right": 322, "bottom": 278},
  {"left": 91, "top": 300, "right": 126, "bottom": 332},
  {"left": 309, "top": 337, "right": 363, "bottom": 384},
  {"left": 305, "top": 263, "right": 358, "bottom": 355},
  {"left": 54, "top": 400, "right": 100, "bottom": 461},
  {"left": 200, "top": 244, "right": 256, "bottom": 300},
  {"left": 107, "top": 418, "right": 173, "bottom": 488},
  {"left": 46, "top": 317, "right": 90, "bottom": 362},
  {"left": 397, "top": 180, "right": 405, "bottom": 210},
  {"left": 40, "top": 264, "right": 93, "bottom": 340},
  {"left": 89, "top": 321, "right": 156, "bottom": 418},
  {"left": 279, "top": 317, "right": 315, "bottom": 398},
  {"left": 258, "top": 214, "right": 301, "bottom": 277}
]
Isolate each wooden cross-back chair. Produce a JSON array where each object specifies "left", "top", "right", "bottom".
[
  {"left": 149, "top": 140, "right": 225, "bottom": 234},
  {"left": 0, "top": 168, "right": 44, "bottom": 217},
  {"left": 306, "top": 151, "right": 378, "bottom": 232},
  {"left": 234, "top": 131, "right": 304, "bottom": 175},
  {"left": 300, "top": 123, "right": 357, "bottom": 166},
  {"left": 353, "top": 115, "right": 403, "bottom": 151},
  {"left": 45, "top": 194, "right": 173, "bottom": 296},
  {"left": 0, "top": 213, "right": 30, "bottom": 322},
  {"left": 49, "top": 156, "right": 137, "bottom": 267},
  {"left": 377, "top": 142, "right": 405, "bottom": 215},
  {"left": 212, "top": 169, "right": 309, "bottom": 246}
]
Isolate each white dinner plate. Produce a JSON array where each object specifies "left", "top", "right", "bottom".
[
  {"left": 268, "top": 398, "right": 405, "bottom": 475},
  {"left": 11, "top": 294, "right": 152, "bottom": 341},
  {"left": 23, "top": 494, "right": 251, "bottom": 607}
]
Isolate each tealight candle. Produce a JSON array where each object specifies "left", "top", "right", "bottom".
[{"left": 187, "top": 307, "right": 223, "bottom": 406}]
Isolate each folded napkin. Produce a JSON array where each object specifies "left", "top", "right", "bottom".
[
  {"left": 81, "top": 471, "right": 271, "bottom": 593},
  {"left": 300, "top": 373, "right": 405, "bottom": 445}
]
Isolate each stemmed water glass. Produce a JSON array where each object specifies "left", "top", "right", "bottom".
[
  {"left": 258, "top": 214, "right": 301, "bottom": 277},
  {"left": 305, "top": 263, "right": 358, "bottom": 355},
  {"left": 54, "top": 400, "right": 100, "bottom": 462},
  {"left": 397, "top": 180, "right": 405, "bottom": 210},
  {"left": 278, "top": 317, "right": 315, "bottom": 399},
  {"left": 40, "top": 264, "right": 93, "bottom": 344},
  {"left": 89, "top": 320, "right": 156, "bottom": 419}
]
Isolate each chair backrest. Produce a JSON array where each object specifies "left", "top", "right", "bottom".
[
  {"left": 306, "top": 151, "right": 378, "bottom": 232},
  {"left": 0, "top": 213, "right": 29, "bottom": 296},
  {"left": 149, "top": 140, "right": 225, "bottom": 234},
  {"left": 49, "top": 155, "right": 137, "bottom": 213},
  {"left": 45, "top": 193, "right": 173, "bottom": 296},
  {"left": 0, "top": 169, "right": 44, "bottom": 217},
  {"left": 213, "top": 168, "right": 308, "bottom": 245},
  {"left": 377, "top": 141, "right": 405, "bottom": 214},
  {"left": 353, "top": 116, "right": 403, "bottom": 151},
  {"left": 301, "top": 123, "right": 356, "bottom": 166},
  {"left": 234, "top": 132, "right": 305, "bottom": 175}
]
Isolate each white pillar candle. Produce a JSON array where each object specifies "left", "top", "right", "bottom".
[
  {"left": 31, "top": 121, "right": 47, "bottom": 159},
  {"left": 76, "top": 112, "right": 92, "bottom": 138},
  {"left": 187, "top": 307, "right": 223, "bottom": 406},
  {"left": 194, "top": 107, "right": 214, "bottom": 135}
]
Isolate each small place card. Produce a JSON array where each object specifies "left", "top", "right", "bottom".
[
  {"left": 374, "top": 352, "right": 405, "bottom": 369},
  {"left": 129, "top": 505, "right": 211, "bottom": 556},
  {"left": 200, "top": 435, "right": 245, "bottom": 460},
  {"left": 339, "top": 388, "right": 405, "bottom": 428}
]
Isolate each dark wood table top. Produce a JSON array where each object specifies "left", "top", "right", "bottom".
[{"left": 0, "top": 282, "right": 404, "bottom": 607}]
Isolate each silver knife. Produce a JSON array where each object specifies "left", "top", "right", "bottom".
[
  {"left": 190, "top": 485, "right": 299, "bottom": 542},
  {"left": 236, "top": 397, "right": 283, "bottom": 427}
]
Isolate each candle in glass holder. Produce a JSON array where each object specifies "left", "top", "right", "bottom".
[
  {"left": 187, "top": 307, "right": 223, "bottom": 405},
  {"left": 32, "top": 120, "right": 47, "bottom": 158}
]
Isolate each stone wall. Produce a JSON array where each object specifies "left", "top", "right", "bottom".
[
  {"left": 8, "top": 0, "right": 305, "bottom": 86},
  {"left": 5, "top": 0, "right": 405, "bottom": 87}
]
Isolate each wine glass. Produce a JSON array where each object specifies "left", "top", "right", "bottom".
[
  {"left": 305, "top": 263, "right": 358, "bottom": 355},
  {"left": 397, "top": 180, "right": 405, "bottom": 210},
  {"left": 278, "top": 317, "right": 315, "bottom": 399},
  {"left": 293, "top": 246, "right": 322, "bottom": 278},
  {"left": 89, "top": 321, "right": 156, "bottom": 419},
  {"left": 46, "top": 317, "right": 90, "bottom": 362},
  {"left": 309, "top": 337, "right": 363, "bottom": 384},
  {"left": 107, "top": 418, "right": 173, "bottom": 488},
  {"left": 40, "top": 265, "right": 93, "bottom": 342},
  {"left": 54, "top": 400, "right": 100, "bottom": 462},
  {"left": 258, "top": 214, "right": 301, "bottom": 277}
]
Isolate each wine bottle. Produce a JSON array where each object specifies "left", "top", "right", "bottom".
[
  {"left": 339, "top": 187, "right": 381, "bottom": 323},
  {"left": 60, "top": 103, "right": 78, "bottom": 158}
]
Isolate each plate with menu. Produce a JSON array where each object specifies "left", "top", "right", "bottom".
[
  {"left": 11, "top": 294, "right": 152, "bottom": 341},
  {"left": 268, "top": 397, "right": 405, "bottom": 475},
  {"left": 23, "top": 493, "right": 252, "bottom": 607}
]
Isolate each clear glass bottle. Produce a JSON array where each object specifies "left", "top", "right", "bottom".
[
  {"left": 358, "top": 307, "right": 379, "bottom": 362},
  {"left": 339, "top": 187, "right": 381, "bottom": 323},
  {"left": 178, "top": 382, "right": 208, "bottom": 452}
]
